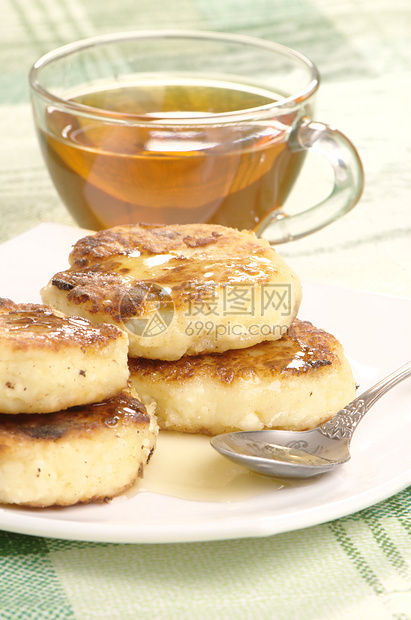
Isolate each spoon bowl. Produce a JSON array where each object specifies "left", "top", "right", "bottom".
[{"left": 211, "top": 360, "right": 411, "bottom": 478}]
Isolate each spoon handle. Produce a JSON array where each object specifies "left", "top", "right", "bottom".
[{"left": 318, "top": 360, "right": 411, "bottom": 440}]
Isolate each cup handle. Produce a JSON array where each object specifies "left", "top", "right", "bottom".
[{"left": 256, "top": 120, "right": 364, "bottom": 244}]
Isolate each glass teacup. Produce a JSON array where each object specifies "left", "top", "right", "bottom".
[{"left": 29, "top": 30, "right": 363, "bottom": 243}]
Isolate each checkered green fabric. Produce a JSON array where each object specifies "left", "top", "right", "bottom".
[{"left": 0, "top": 488, "right": 410, "bottom": 619}]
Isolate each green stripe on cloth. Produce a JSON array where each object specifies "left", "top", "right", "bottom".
[
  {"left": 0, "top": 532, "right": 75, "bottom": 619},
  {"left": 11, "top": 0, "right": 96, "bottom": 49},
  {"left": 328, "top": 486, "right": 411, "bottom": 619},
  {"left": 364, "top": 514, "right": 411, "bottom": 580},
  {"left": 329, "top": 520, "right": 386, "bottom": 595},
  {"left": 0, "top": 0, "right": 98, "bottom": 106}
]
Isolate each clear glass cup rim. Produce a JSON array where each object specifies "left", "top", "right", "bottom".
[{"left": 29, "top": 29, "right": 321, "bottom": 125}]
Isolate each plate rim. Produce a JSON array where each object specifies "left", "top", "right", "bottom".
[{"left": 0, "top": 469, "right": 409, "bottom": 544}]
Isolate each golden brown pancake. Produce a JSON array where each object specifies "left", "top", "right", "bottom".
[
  {"left": 0, "top": 388, "right": 158, "bottom": 507},
  {"left": 41, "top": 223, "right": 302, "bottom": 360},
  {"left": 0, "top": 298, "right": 129, "bottom": 413},
  {"left": 129, "top": 319, "right": 357, "bottom": 435}
]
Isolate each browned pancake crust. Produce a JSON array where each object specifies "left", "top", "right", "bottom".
[
  {"left": 128, "top": 319, "right": 340, "bottom": 383},
  {"left": 47, "top": 223, "right": 287, "bottom": 319},
  {"left": 0, "top": 298, "right": 122, "bottom": 351},
  {"left": 68, "top": 223, "right": 263, "bottom": 263},
  {"left": 0, "top": 391, "right": 150, "bottom": 445}
]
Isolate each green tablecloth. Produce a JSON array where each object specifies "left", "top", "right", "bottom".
[
  {"left": 0, "top": 0, "right": 410, "bottom": 618},
  {"left": 1, "top": 489, "right": 410, "bottom": 619}
]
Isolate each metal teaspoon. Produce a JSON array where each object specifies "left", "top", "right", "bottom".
[{"left": 210, "top": 360, "right": 411, "bottom": 478}]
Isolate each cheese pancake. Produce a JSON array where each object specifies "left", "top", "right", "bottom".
[
  {"left": 0, "top": 388, "right": 158, "bottom": 507},
  {"left": 0, "top": 298, "right": 129, "bottom": 414},
  {"left": 41, "top": 223, "right": 302, "bottom": 360},
  {"left": 129, "top": 319, "right": 356, "bottom": 435}
]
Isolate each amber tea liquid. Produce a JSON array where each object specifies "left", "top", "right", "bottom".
[{"left": 38, "top": 79, "right": 306, "bottom": 230}]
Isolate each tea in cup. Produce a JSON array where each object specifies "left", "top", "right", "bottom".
[{"left": 29, "top": 30, "right": 363, "bottom": 243}]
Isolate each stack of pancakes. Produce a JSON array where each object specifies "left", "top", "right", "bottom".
[
  {"left": 0, "top": 298, "right": 158, "bottom": 507},
  {"left": 41, "top": 223, "right": 357, "bottom": 437}
]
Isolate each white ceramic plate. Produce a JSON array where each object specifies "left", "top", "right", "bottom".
[{"left": 0, "top": 223, "right": 410, "bottom": 544}]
